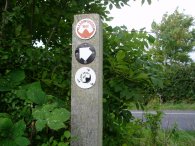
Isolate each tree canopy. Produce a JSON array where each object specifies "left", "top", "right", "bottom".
[
  {"left": 150, "top": 9, "right": 195, "bottom": 102},
  {"left": 151, "top": 9, "right": 195, "bottom": 65}
]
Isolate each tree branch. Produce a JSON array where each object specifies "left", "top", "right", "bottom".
[
  {"left": 45, "top": 27, "right": 56, "bottom": 48},
  {"left": 30, "top": 0, "right": 35, "bottom": 40},
  {"left": 4, "top": 0, "right": 8, "bottom": 11},
  {"left": 0, "top": 0, "right": 8, "bottom": 38},
  {"left": 45, "top": 17, "right": 61, "bottom": 48}
]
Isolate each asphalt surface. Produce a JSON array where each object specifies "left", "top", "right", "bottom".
[{"left": 131, "top": 110, "right": 195, "bottom": 130}]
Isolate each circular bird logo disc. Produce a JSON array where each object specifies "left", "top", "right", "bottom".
[{"left": 75, "top": 67, "right": 96, "bottom": 89}]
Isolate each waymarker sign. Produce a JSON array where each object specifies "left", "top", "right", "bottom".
[
  {"left": 75, "top": 67, "right": 96, "bottom": 89},
  {"left": 76, "top": 18, "right": 96, "bottom": 39},
  {"left": 71, "top": 14, "right": 103, "bottom": 146},
  {"left": 75, "top": 43, "right": 96, "bottom": 64}
]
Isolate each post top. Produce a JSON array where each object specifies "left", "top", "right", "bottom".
[{"left": 74, "top": 13, "right": 100, "bottom": 19}]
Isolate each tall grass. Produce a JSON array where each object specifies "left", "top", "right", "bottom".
[
  {"left": 128, "top": 99, "right": 195, "bottom": 110},
  {"left": 124, "top": 111, "right": 195, "bottom": 146}
]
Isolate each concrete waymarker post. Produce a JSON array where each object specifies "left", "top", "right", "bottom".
[{"left": 71, "top": 14, "right": 103, "bottom": 146}]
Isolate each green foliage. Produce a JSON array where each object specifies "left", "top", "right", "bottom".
[
  {"left": 151, "top": 9, "right": 195, "bottom": 65},
  {"left": 32, "top": 103, "right": 70, "bottom": 131},
  {"left": 0, "top": 70, "right": 25, "bottom": 91},
  {"left": 150, "top": 9, "right": 195, "bottom": 103},
  {"left": 0, "top": 118, "right": 30, "bottom": 146},
  {"left": 160, "top": 63, "right": 195, "bottom": 101},
  {"left": 0, "top": 70, "right": 71, "bottom": 145},
  {"left": 41, "top": 130, "right": 71, "bottom": 146},
  {"left": 173, "top": 131, "right": 195, "bottom": 146},
  {"left": 141, "top": 0, "right": 152, "bottom": 5},
  {"left": 145, "top": 111, "right": 163, "bottom": 145},
  {"left": 15, "top": 81, "right": 48, "bottom": 105},
  {"left": 104, "top": 112, "right": 186, "bottom": 146},
  {"left": 103, "top": 25, "right": 164, "bottom": 145}
]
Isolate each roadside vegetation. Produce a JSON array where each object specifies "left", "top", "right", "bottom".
[
  {"left": 154, "top": 102, "right": 195, "bottom": 110},
  {"left": 117, "top": 112, "right": 195, "bottom": 146},
  {"left": 0, "top": 0, "right": 194, "bottom": 146},
  {"left": 128, "top": 100, "right": 195, "bottom": 110}
]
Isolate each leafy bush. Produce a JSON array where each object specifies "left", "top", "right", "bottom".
[
  {"left": 0, "top": 118, "right": 30, "bottom": 146},
  {"left": 160, "top": 63, "right": 195, "bottom": 102},
  {"left": 103, "top": 25, "right": 164, "bottom": 145},
  {"left": 0, "top": 70, "right": 71, "bottom": 145}
]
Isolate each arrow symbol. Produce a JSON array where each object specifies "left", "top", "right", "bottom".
[{"left": 79, "top": 47, "right": 92, "bottom": 61}]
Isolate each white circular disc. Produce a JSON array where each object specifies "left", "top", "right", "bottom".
[
  {"left": 75, "top": 67, "right": 96, "bottom": 89},
  {"left": 76, "top": 18, "right": 96, "bottom": 39}
]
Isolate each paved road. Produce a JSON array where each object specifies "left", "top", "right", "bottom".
[{"left": 131, "top": 110, "right": 195, "bottom": 130}]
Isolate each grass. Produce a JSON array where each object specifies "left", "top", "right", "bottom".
[
  {"left": 129, "top": 128, "right": 195, "bottom": 146},
  {"left": 146, "top": 98, "right": 195, "bottom": 110},
  {"left": 123, "top": 108, "right": 195, "bottom": 146},
  {"left": 128, "top": 99, "right": 195, "bottom": 110},
  {"left": 170, "top": 130, "right": 195, "bottom": 146},
  {"left": 127, "top": 100, "right": 195, "bottom": 145},
  {"left": 159, "top": 102, "right": 195, "bottom": 110}
]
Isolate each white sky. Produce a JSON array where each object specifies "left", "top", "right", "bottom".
[
  {"left": 108, "top": 0, "right": 195, "bottom": 60},
  {"left": 109, "top": 0, "right": 194, "bottom": 30}
]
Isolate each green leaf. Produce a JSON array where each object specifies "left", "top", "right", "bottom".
[
  {"left": 148, "top": 35, "right": 155, "bottom": 43},
  {"left": 151, "top": 77, "right": 164, "bottom": 88},
  {"left": 32, "top": 108, "right": 47, "bottom": 131},
  {"left": 115, "top": 3, "right": 121, "bottom": 9},
  {"left": 25, "top": 82, "right": 47, "bottom": 105},
  {"left": 35, "top": 6, "right": 40, "bottom": 14},
  {"left": 47, "top": 108, "right": 70, "bottom": 130},
  {"left": 109, "top": 4, "right": 113, "bottom": 10},
  {"left": 0, "top": 118, "right": 13, "bottom": 134},
  {"left": 120, "top": 88, "right": 131, "bottom": 98},
  {"left": 17, "top": 83, "right": 49, "bottom": 103},
  {"left": 47, "top": 120, "right": 65, "bottom": 130},
  {"left": 12, "top": 120, "right": 26, "bottom": 138},
  {"left": 120, "top": 2, "right": 124, "bottom": 7},
  {"left": 8, "top": 70, "right": 25, "bottom": 83},
  {"left": 0, "top": 113, "right": 10, "bottom": 118},
  {"left": 14, "top": 137, "right": 30, "bottom": 146},
  {"left": 116, "top": 50, "right": 126, "bottom": 61},
  {"left": 58, "top": 142, "right": 69, "bottom": 146},
  {"left": 35, "top": 120, "right": 46, "bottom": 131},
  {"left": 0, "top": 70, "right": 25, "bottom": 91},
  {"left": 116, "top": 64, "right": 129, "bottom": 71},
  {"left": 51, "top": 108, "right": 70, "bottom": 122},
  {"left": 27, "top": 87, "right": 47, "bottom": 105},
  {"left": 14, "top": 89, "right": 27, "bottom": 100},
  {"left": 32, "top": 103, "right": 57, "bottom": 120},
  {"left": 64, "top": 131, "right": 71, "bottom": 139},
  {"left": 33, "top": 104, "right": 70, "bottom": 131},
  {"left": 0, "top": 139, "right": 16, "bottom": 146},
  {"left": 134, "top": 73, "right": 149, "bottom": 80},
  {"left": 41, "top": 103, "right": 57, "bottom": 113},
  {"left": 32, "top": 109, "right": 45, "bottom": 120},
  {"left": 141, "top": 0, "right": 145, "bottom": 5},
  {"left": 147, "top": 0, "right": 152, "bottom": 5},
  {"left": 104, "top": 1, "right": 108, "bottom": 5},
  {"left": 15, "top": 25, "right": 22, "bottom": 36}
]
